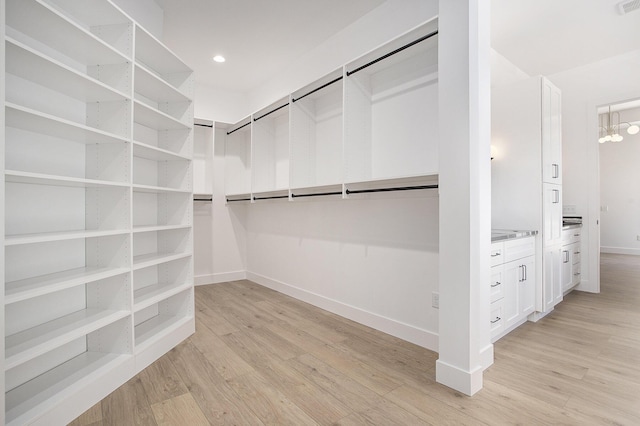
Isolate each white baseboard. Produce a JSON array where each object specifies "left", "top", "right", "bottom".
[
  {"left": 195, "top": 270, "right": 247, "bottom": 286},
  {"left": 600, "top": 246, "right": 640, "bottom": 256},
  {"left": 435, "top": 359, "right": 484, "bottom": 396},
  {"left": 246, "top": 271, "right": 439, "bottom": 352}
]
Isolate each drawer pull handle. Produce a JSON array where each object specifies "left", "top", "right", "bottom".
[
  {"left": 491, "top": 317, "right": 501, "bottom": 324},
  {"left": 491, "top": 282, "right": 501, "bottom": 288},
  {"left": 575, "top": 251, "right": 580, "bottom": 255},
  {"left": 574, "top": 272, "right": 581, "bottom": 276},
  {"left": 574, "top": 234, "right": 580, "bottom": 237},
  {"left": 491, "top": 253, "right": 501, "bottom": 257}
]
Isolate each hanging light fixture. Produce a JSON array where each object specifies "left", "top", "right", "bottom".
[{"left": 599, "top": 105, "right": 640, "bottom": 143}]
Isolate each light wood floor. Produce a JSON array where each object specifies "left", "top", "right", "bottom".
[{"left": 72, "top": 253, "right": 640, "bottom": 425}]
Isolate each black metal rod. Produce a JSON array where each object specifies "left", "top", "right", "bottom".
[
  {"left": 253, "top": 195, "right": 289, "bottom": 201},
  {"left": 291, "top": 191, "right": 342, "bottom": 198},
  {"left": 194, "top": 123, "right": 213, "bottom": 128},
  {"left": 346, "top": 30, "right": 438, "bottom": 77},
  {"left": 346, "top": 185, "right": 438, "bottom": 195},
  {"left": 226, "top": 197, "right": 251, "bottom": 202},
  {"left": 194, "top": 197, "right": 213, "bottom": 202},
  {"left": 226, "top": 121, "right": 251, "bottom": 135},
  {"left": 253, "top": 103, "right": 289, "bottom": 122},
  {"left": 292, "top": 76, "right": 343, "bottom": 103}
]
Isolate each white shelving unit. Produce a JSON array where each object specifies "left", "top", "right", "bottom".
[
  {"left": 2, "top": 0, "right": 195, "bottom": 424},
  {"left": 251, "top": 97, "right": 290, "bottom": 196},
  {"left": 290, "top": 69, "right": 343, "bottom": 191},
  {"left": 223, "top": 19, "right": 439, "bottom": 201},
  {"left": 225, "top": 117, "right": 252, "bottom": 200},
  {"left": 344, "top": 21, "right": 438, "bottom": 184}
]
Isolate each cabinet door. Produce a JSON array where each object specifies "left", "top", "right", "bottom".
[
  {"left": 543, "top": 183, "right": 563, "bottom": 246},
  {"left": 519, "top": 256, "right": 536, "bottom": 316},
  {"left": 542, "top": 78, "right": 562, "bottom": 184},
  {"left": 503, "top": 260, "right": 521, "bottom": 329},
  {"left": 543, "top": 246, "right": 562, "bottom": 312}
]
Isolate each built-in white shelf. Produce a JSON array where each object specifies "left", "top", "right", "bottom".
[
  {"left": 134, "top": 24, "right": 191, "bottom": 83},
  {"left": 5, "top": 170, "right": 129, "bottom": 189},
  {"left": 134, "top": 281, "right": 193, "bottom": 313},
  {"left": 5, "top": 103, "right": 129, "bottom": 145},
  {"left": 5, "top": 352, "right": 131, "bottom": 426},
  {"left": 6, "top": 0, "right": 132, "bottom": 67},
  {"left": 132, "top": 224, "right": 191, "bottom": 234},
  {"left": 5, "top": 309, "right": 129, "bottom": 371},
  {"left": 3, "top": 1, "right": 195, "bottom": 423},
  {"left": 5, "top": 37, "right": 129, "bottom": 103},
  {"left": 4, "top": 229, "right": 130, "bottom": 247},
  {"left": 132, "top": 252, "right": 192, "bottom": 271},
  {"left": 132, "top": 183, "right": 191, "bottom": 194},
  {"left": 135, "top": 63, "right": 192, "bottom": 103},
  {"left": 5, "top": 266, "right": 130, "bottom": 305},
  {"left": 133, "top": 141, "right": 190, "bottom": 162},
  {"left": 134, "top": 100, "right": 191, "bottom": 131},
  {"left": 134, "top": 314, "right": 192, "bottom": 351}
]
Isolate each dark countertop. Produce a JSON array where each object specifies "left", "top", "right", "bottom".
[{"left": 491, "top": 229, "right": 538, "bottom": 242}]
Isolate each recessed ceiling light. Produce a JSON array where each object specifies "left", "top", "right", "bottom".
[{"left": 213, "top": 55, "right": 226, "bottom": 63}]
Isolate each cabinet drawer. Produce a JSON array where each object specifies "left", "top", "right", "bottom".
[
  {"left": 504, "top": 236, "right": 535, "bottom": 262},
  {"left": 490, "top": 299, "right": 504, "bottom": 338},
  {"left": 491, "top": 242, "right": 504, "bottom": 266},
  {"left": 490, "top": 265, "right": 504, "bottom": 303},
  {"left": 572, "top": 244, "right": 581, "bottom": 265},
  {"left": 563, "top": 228, "right": 582, "bottom": 244}
]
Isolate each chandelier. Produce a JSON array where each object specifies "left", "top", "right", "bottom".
[{"left": 599, "top": 105, "right": 640, "bottom": 143}]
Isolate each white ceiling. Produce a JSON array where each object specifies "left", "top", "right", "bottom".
[
  {"left": 155, "top": 0, "right": 385, "bottom": 93},
  {"left": 491, "top": 0, "right": 640, "bottom": 76},
  {"left": 157, "top": 1, "right": 640, "bottom": 94}
]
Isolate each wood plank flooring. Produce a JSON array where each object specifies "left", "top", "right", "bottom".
[{"left": 71, "top": 253, "right": 640, "bottom": 425}]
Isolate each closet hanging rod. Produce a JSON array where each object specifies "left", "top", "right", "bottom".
[
  {"left": 253, "top": 195, "right": 289, "bottom": 201},
  {"left": 194, "top": 123, "right": 213, "bottom": 128},
  {"left": 346, "top": 184, "right": 438, "bottom": 195},
  {"left": 193, "top": 197, "right": 213, "bottom": 202},
  {"left": 226, "top": 121, "right": 251, "bottom": 135},
  {"left": 291, "top": 191, "right": 342, "bottom": 198},
  {"left": 346, "top": 30, "right": 438, "bottom": 77},
  {"left": 292, "top": 76, "right": 343, "bottom": 103},
  {"left": 253, "top": 102, "right": 289, "bottom": 122},
  {"left": 227, "top": 197, "right": 251, "bottom": 202}
]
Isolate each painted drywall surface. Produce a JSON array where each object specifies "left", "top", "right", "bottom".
[
  {"left": 211, "top": 127, "right": 247, "bottom": 282},
  {"left": 490, "top": 49, "right": 529, "bottom": 87},
  {"left": 548, "top": 48, "right": 640, "bottom": 291},
  {"left": 599, "top": 106, "right": 640, "bottom": 255},
  {"left": 194, "top": 82, "right": 249, "bottom": 125},
  {"left": 246, "top": 194, "right": 440, "bottom": 348},
  {"left": 111, "top": 0, "right": 163, "bottom": 39}
]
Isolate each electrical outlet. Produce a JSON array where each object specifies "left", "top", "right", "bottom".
[
  {"left": 601, "top": 205, "right": 609, "bottom": 212},
  {"left": 563, "top": 204, "right": 577, "bottom": 214},
  {"left": 432, "top": 292, "right": 439, "bottom": 309}
]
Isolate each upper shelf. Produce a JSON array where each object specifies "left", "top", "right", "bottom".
[
  {"left": 5, "top": 37, "right": 130, "bottom": 103},
  {"left": 135, "top": 24, "right": 191, "bottom": 77},
  {"left": 5, "top": 103, "right": 129, "bottom": 146},
  {"left": 134, "top": 100, "right": 191, "bottom": 131},
  {"left": 135, "top": 63, "right": 192, "bottom": 103},
  {"left": 6, "top": 0, "right": 132, "bottom": 64}
]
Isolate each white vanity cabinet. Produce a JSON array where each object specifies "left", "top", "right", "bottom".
[
  {"left": 492, "top": 75, "right": 563, "bottom": 316},
  {"left": 490, "top": 236, "right": 536, "bottom": 342}
]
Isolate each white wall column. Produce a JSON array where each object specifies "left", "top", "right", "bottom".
[{"left": 436, "top": 0, "right": 492, "bottom": 395}]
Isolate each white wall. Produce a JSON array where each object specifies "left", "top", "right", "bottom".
[
  {"left": 111, "top": 0, "right": 163, "bottom": 39},
  {"left": 194, "top": 82, "right": 249, "bottom": 125},
  {"left": 490, "top": 49, "right": 529, "bottom": 87},
  {"left": 599, "top": 106, "right": 640, "bottom": 255},
  {"left": 548, "top": 48, "right": 640, "bottom": 292}
]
